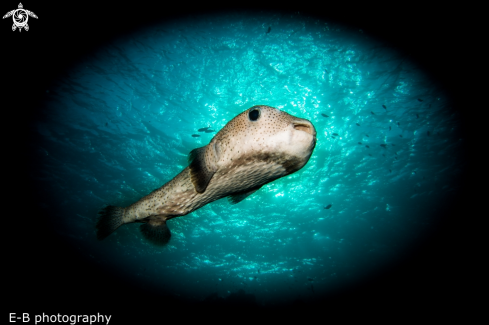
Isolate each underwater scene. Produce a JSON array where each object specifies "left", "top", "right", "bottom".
[{"left": 8, "top": 4, "right": 470, "bottom": 318}]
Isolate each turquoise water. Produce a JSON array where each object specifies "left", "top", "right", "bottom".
[{"left": 32, "top": 11, "right": 463, "bottom": 306}]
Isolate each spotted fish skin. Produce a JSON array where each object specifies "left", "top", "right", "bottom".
[{"left": 97, "top": 105, "right": 317, "bottom": 245}]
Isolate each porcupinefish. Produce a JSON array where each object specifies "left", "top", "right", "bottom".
[{"left": 96, "top": 105, "right": 317, "bottom": 245}]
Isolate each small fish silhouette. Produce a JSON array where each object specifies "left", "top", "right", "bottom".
[
  {"left": 266, "top": 26, "right": 271, "bottom": 34},
  {"left": 192, "top": 134, "right": 200, "bottom": 138},
  {"left": 356, "top": 123, "right": 360, "bottom": 126},
  {"left": 321, "top": 113, "right": 329, "bottom": 118},
  {"left": 358, "top": 142, "right": 362, "bottom": 145},
  {"left": 366, "top": 145, "right": 370, "bottom": 148},
  {"left": 382, "top": 105, "right": 386, "bottom": 109},
  {"left": 418, "top": 98, "right": 423, "bottom": 102},
  {"left": 371, "top": 111, "right": 375, "bottom": 115},
  {"left": 324, "top": 204, "right": 332, "bottom": 209},
  {"left": 198, "top": 127, "right": 210, "bottom": 132}
]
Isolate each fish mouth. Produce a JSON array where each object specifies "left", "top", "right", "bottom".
[{"left": 293, "top": 121, "right": 316, "bottom": 137}]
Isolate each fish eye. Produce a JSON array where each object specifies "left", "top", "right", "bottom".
[{"left": 248, "top": 107, "right": 261, "bottom": 121}]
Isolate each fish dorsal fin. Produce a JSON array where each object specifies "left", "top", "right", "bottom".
[
  {"left": 228, "top": 186, "right": 262, "bottom": 205},
  {"left": 188, "top": 142, "right": 219, "bottom": 193},
  {"left": 140, "top": 218, "right": 171, "bottom": 246}
]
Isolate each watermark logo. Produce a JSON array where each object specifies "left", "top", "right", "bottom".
[{"left": 3, "top": 3, "right": 37, "bottom": 32}]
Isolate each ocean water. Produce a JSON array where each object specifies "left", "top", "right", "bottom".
[{"left": 27, "top": 11, "right": 465, "bottom": 308}]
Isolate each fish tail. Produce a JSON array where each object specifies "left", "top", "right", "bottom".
[
  {"left": 140, "top": 219, "right": 171, "bottom": 246},
  {"left": 96, "top": 205, "right": 125, "bottom": 240}
]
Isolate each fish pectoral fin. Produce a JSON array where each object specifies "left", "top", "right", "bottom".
[
  {"left": 188, "top": 143, "right": 218, "bottom": 193},
  {"left": 228, "top": 186, "right": 262, "bottom": 204}
]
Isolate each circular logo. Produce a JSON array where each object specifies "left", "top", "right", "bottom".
[
  {"left": 3, "top": 4, "right": 38, "bottom": 32},
  {"left": 13, "top": 9, "right": 28, "bottom": 28}
]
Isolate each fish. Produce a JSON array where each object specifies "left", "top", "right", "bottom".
[
  {"left": 198, "top": 127, "right": 211, "bottom": 132},
  {"left": 416, "top": 114, "right": 419, "bottom": 118},
  {"left": 204, "top": 129, "right": 215, "bottom": 133},
  {"left": 366, "top": 134, "right": 369, "bottom": 137},
  {"left": 356, "top": 123, "right": 360, "bottom": 126},
  {"left": 358, "top": 142, "right": 362, "bottom": 145},
  {"left": 105, "top": 122, "right": 108, "bottom": 126},
  {"left": 427, "top": 131, "right": 430, "bottom": 136},
  {"left": 389, "top": 126, "right": 392, "bottom": 131},
  {"left": 418, "top": 98, "right": 423, "bottom": 102},
  {"left": 96, "top": 105, "right": 317, "bottom": 245},
  {"left": 380, "top": 144, "right": 387, "bottom": 148},
  {"left": 192, "top": 134, "right": 200, "bottom": 138},
  {"left": 321, "top": 113, "right": 329, "bottom": 118},
  {"left": 266, "top": 26, "right": 271, "bottom": 34},
  {"left": 371, "top": 111, "right": 375, "bottom": 115},
  {"left": 332, "top": 133, "right": 339, "bottom": 136},
  {"left": 324, "top": 204, "right": 332, "bottom": 209},
  {"left": 382, "top": 105, "right": 386, "bottom": 109},
  {"left": 366, "top": 145, "right": 370, "bottom": 148}
]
